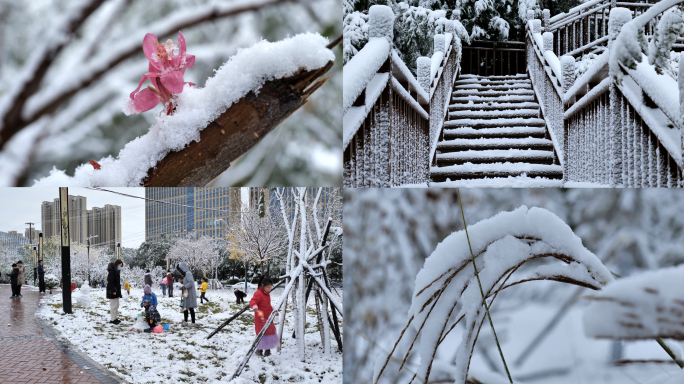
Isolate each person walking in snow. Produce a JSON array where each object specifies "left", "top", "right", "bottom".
[
  {"left": 37, "top": 260, "right": 46, "bottom": 293},
  {"left": 166, "top": 271, "right": 174, "bottom": 297},
  {"left": 8, "top": 264, "right": 19, "bottom": 299},
  {"left": 199, "top": 277, "right": 210, "bottom": 304},
  {"left": 144, "top": 270, "right": 153, "bottom": 288},
  {"left": 16, "top": 261, "right": 25, "bottom": 297},
  {"left": 176, "top": 263, "right": 197, "bottom": 327},
  {"left": 249, "top": 276, "right": 279, "bottom": 357},
  {"left": 106, "top": 260, "right": 124, "bottom": 324},
  {"left": 124, "top": 281, "right": 131, "bottom": 295}
]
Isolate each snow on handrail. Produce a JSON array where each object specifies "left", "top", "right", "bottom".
[
  {"left": 342, "top": 37, "right": 391, "bottom": 115},
  {"left": 549, "top": 0, "right": 606, "bottom": 24},
  {"left": 390, "top": 77, "right": 428, "bottom": 119},
  {"left": 564, "top": 77, "right": 611, "bottom": 118},
  {"left": 563, "top": 50, "right": 609, "bottom": 103},
  {"left": 342, "top": 72, "right": 389, "bottom": 151},
  {"left": 391, "top": 50, "right": 430, "bottom": 105}
]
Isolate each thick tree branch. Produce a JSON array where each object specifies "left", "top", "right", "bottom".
[
  {"left": 0, "top": 0, "right": 296, "bottom": 150},
  {"left": 143, "top": 59, "right": 335, "bottom": 186}
]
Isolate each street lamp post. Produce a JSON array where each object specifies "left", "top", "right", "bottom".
[
  {"left": 85, "top": 235, "right": 98, "bottom": 287},
  {"left": 116, "top": 242, "right": 121, "bottom": 260},
  {"left": 32, "top": 246, "right": 37, "bottom": 285}
]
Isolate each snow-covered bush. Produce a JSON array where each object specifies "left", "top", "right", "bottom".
[
  {"left": 518, "top": 0, "right": 541, "bottom": 22},
  {"left": 343, "top": 11, "right": 369, "bottom": 64},
  {"left": 648, "top": 6, "right": 684, "bottom": 75},
  {"left": 44, "top": 274, "right": 59, "bottom": 290}
]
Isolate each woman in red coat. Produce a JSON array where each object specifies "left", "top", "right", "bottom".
[{"left": 250, "top": 276, "right": 279, "bottom": 357}]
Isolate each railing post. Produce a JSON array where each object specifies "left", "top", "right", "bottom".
[
  {"left": 561, "top": 55, "right": 575, "bottom": 185},
  {"left": 542, "top": 32, "right": 553, "bottom": 53},
  {"left": 608, "top": 7, "right": 632, "bottom": 187},
  {"left": 368, "top": 5, "right": 394, "bottom": 41},
  {"left": 543, "top": 9, "right": 550, "bottom": 30},
  {"left": 527, "top": 10, "right": 535, "bottom": 22},
  {"left": 417, "top": 57, "right": 431, "bottom": 96},
  {"left": 679, "top": 51, "right": 684, "bottom": 185},
  {"left": 434, "top": 34, "right": 445, "bottom": 55},
  {"left": 532, "top": 19, "right": 542, "bottom": 35}
]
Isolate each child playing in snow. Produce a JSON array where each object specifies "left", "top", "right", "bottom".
[
  {"left": 249, "top": 276, "right": 279, "bottom": 357},
  {"left": 234, "top": 288, "right": 246, "bottom": 304},
  {"left": 199, "top": 278, "right": 210, "bottom": 304},
  {"left": 124, "top": 281, "right": 131, "bottom": 295},
  {"left": 141, "top": 284, "right": 157, "bottom": 308},
  {"left": 141, "top": 285, "right": 160, "bottom": 332}
]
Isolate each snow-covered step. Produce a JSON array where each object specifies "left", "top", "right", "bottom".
[
  {"left": 436, "top": 149, "right": 555, "bottom": 165},
  {"left": 452, "top": 89, "right": 535, "bottom": 97},
  {"left": 437, "top": 137, "right": 555, "bottom": 151},
  {"left": 443, "top": 126, "right": 547, "bottom": 139},
  {"left": 449, "top": 102, "right": 540, "bottom": 111},
  {"left": 448, "top": 109, "right": 539, "bottom": 120},
  {"left": 445, "top": 117, "right": 545, "bottom": 128},
  {"left": 430, "top": 162, "right": 563, "bottom": 182},
  {"left": 452, "top": 84, "right": 532, "bottom": 91},
  {"left": 460, "top": 74, "right": 528, "bottom": 80},
  {"left": 454, "top": 79, "right": 531, "bottom": 86},
  {"left": 451, "top": 95, "right": 536, "bottom": 104}
]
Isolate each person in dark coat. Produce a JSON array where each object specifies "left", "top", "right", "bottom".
[
  {"left": 234, "top": 288, "right": 247, "bottom": 304},
  {"left": 106, "top": 260, "right": 124, "bottom": 324},
  {"left": 8, "top": 264, "right": 19, "bottom": 299},
  {"left": 37, "top": 260, "right": 46, "bottom": 293},
  {"left": 144, "top": 270, "right": 153, "bottom": 287},
  {"left": 16, "top": 261, "right": 25, "bottom": 297}
]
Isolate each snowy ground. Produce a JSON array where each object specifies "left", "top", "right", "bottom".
[{"left": 37, "top": 287, "right": 343, "bottom": 384}]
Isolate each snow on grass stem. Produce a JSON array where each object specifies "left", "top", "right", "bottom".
[
  {"left": 657, "top": 338, "right": 684, "bottom": 369},
  {"left": 457, "top": 188, "right": 513, "bottom": 384}
]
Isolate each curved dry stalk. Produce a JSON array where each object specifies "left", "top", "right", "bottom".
[{"left": 374, "top": 315, "right": 415, "bottom": 384}]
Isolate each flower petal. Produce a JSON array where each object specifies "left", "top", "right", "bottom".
[
  {"left": 130, "top": 72, "right": 160, "bottom": 99},
  {"left": 142, "top": 33, "right": 160, "bottom": 67},
  {"left": 185, "top": 54, "right": 195, "bottom": 69},
  {"left": 160, "top": 70, "right": 185, "bottom": 94},
  {"left": 178, "top": 31, "right": 186, "bottom": 55},
  {"left": 129, "top": 88, "right": 160, "bottom": 114}
]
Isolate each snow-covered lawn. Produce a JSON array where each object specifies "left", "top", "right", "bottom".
[{"left": 38, "top": 287, "right": 343, "bottom": 384}]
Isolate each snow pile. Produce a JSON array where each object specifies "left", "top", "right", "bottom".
[
  {"left": 31, "top": 33, "right": 335, "bottom": 186},
  {"left": 368, "top": 5, "right": 395, "bottom": 40},
  {"left": 74, "top": 285, "right": 92, "bottom": 307},
  {"left": 378, "top": 206, "right": 613, "bottom": 384},
  {"left": 583, "top": 264, "right": 684, "bottom": 340}
]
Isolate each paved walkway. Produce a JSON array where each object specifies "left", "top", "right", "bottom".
[{"left": 0, "top": 285, "right": 123, "bottom": 384}]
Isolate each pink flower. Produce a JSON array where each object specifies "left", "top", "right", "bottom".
[{"left": 127, "top": 31, "right": 196, "bottom": 115}]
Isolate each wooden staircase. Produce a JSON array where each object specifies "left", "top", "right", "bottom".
[{"left": 430, "top": 74, "right": 563, "bottom": 183}]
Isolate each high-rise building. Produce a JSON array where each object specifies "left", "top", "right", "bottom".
[
  {"left": 145, "top": 188, "right": 238, "bottom": 242},
  {"left": 41, "top": 195, "right": 88, "bottom": 244},
  {"left": 87, "top": 205, "right": 122, "bottom": 250},
  {"left": 24, "top": 228, "right": 40, "bottom": 243},
  {"left": 41, "top": 196, "right": 121, "bottom": 250},
  {"left": 7, "top": 231, "right": 22, "bottom": 238}
]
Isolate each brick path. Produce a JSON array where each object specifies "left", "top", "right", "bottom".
[{"left": 0, "top": 285, "right": 122, "bottom": 383}]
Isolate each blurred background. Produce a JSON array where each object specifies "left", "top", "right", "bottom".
[
  {"left": 344, "top": 188, "right": 684, "bottom": 384},
  {"left": 0, "top": 0, "right": 341, "bottom": 186}
]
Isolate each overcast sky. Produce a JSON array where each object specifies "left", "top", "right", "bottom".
[{"left": 0, "top": 188, "right": 146, "bottom": 248}]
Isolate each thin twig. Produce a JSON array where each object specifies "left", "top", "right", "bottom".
[{"left": 457, "top": 188, "right": 513, "bottom": 383}]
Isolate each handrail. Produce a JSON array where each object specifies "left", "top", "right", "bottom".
[{"left": 550, "top": 0, "right": 606, "bottom": 24}]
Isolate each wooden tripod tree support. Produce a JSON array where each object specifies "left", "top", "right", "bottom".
[
  {"left": 143, "top": 36, "right": 340, "bottom": 186},
  {"left": 230, "top": 214, "right": 343, "bottom": 380}
]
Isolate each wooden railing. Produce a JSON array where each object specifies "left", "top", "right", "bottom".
[
  {"left": 528, "top": 1, "right": 684, "bottom": 187},
  {"left": 343, "top": 5, "right": 462, "bottom": 187},
  {"left": 461, "top": 41, "right": 526, "bottom": 76}
]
